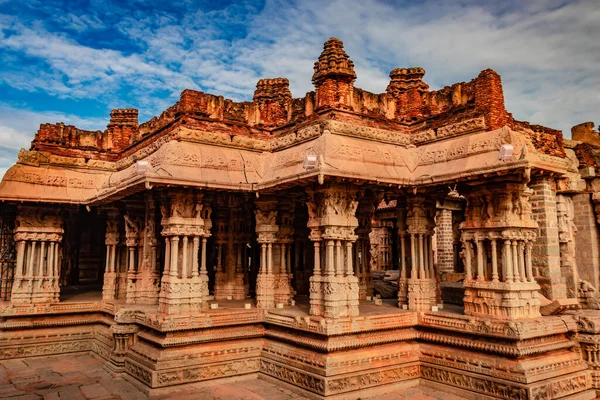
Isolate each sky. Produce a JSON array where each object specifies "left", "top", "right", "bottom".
[{"left": 0, "top": 0, "right": 599, "bottom": 179}]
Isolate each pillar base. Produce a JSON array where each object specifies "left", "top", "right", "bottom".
[
  {"left": 274, "top": 273, "right": 293, "bottom": 305},
  {"left": 214, "top": 273, "right": 246, "bottom": 300},
  {"left": 309, "top": 275, "right": 323, "bottom": 316},
  {"left": 12, "top": 277, "right": 60, "bottom": 304},
  {"left": 399, "top": 278, "right": 436, "bottom": 311},
  {"left": 102, "top": 272, "right": 118, "bottom": 301},
  {"left": 322, "top": 276, "right": 359, "bottom": 319},
  {"left": 256, "top": 274, "right": 275, "bottom": 309},
  {"left": 463, "top": 280, "right": 541, "bottom": 320},
  {"left": 158, "top": 276, "right": 206, "bottom": 314}
]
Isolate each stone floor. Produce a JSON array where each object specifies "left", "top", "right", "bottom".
[{"left": 0, "top": 354, "right": 463, "bottom": 400}]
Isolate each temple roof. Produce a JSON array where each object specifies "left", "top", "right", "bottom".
[{"left": 0, "top": 38, "right": 578, "bottom": 205}]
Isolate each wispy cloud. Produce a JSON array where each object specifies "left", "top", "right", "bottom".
[{"left": 0, "top": 0, "right": 599, "bottom": 180}]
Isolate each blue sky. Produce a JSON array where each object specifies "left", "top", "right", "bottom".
[{"left": 0, "top": 0, "right": 599, "bottom": 178}]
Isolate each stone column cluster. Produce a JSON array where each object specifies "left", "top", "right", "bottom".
[
  {"left": 306, "top": 184, "right": 360, "bottom": 319},
  {"left": 102, "top": 195, "right": 161, "bottom": 305},
  {"left": 274, "top": 198, "right": 294, "bottom": 305},
  {"left": 124, "top": 207, "right": 143, "bottom": 304},
  {"left": 158, "top": 190, "right": 211, "bottom": 314},
  {"left": 135, "top": 193, "right": 160, "bottom": 304},
  {"left": 461, "top": 182, "right": 541, "bottom": 320},
  {"left": 255, "top": 197, "right": 279, "bottom": 309},
  {"left": 11, "top": 206, "right": 63, "bottom": 304},
  {"left": 461, "top": 234, "right": 536, "bottom": 285},
  {"left": 397, "top": 197, "right": 437, "bottom": 311}
]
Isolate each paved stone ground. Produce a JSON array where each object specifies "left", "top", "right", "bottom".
[{"left": 0, "top": 354, "right": 462, "bottom": 400}]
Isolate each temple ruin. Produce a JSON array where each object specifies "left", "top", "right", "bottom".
[{"left": 2, "top": 37, "right": 600, "bottom": 399}]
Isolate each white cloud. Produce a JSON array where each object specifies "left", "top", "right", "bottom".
[{"left": 0, "top": 0, "right": 598, "bottom": 148}]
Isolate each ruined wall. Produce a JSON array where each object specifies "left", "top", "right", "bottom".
[
  {"left": 512, "top": 122, "right": 567, "bottom": 158},
  {"left": 22, "top": 37, "right": 567, "bottom": 168},
  {"left": 572, "top": 122, "right": 600, "bottom": 148},
  {"left": 530, "top": 177, "right": 566, "bottom": 299}
]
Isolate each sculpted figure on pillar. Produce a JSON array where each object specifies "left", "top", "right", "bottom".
[
  {"left": 12, "top": 206, "right": 63, "bottom": 304},
  {"left": 460, "top": 182, "right": 541, "bottom": 320},
  {"left": 158, "top": 190, "right": 210, "bottom": 314}
]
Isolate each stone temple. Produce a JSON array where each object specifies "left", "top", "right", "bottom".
[{"left": 2, "top": 37, "right": 600, "bottom": 399}]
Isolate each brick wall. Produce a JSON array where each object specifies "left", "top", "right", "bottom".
[
  {"left": 530, "top": 177, "right": 566, "bottom": 299},
  {"left": 436, "top": 209, "right": 454, "bottom": 273},
  {"left": 573, "top": 192, "right": 600, "bottom": 288}
]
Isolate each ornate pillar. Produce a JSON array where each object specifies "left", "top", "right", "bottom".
[
  {"left": 106, "top": 322, "right": 138, "bottom": 374},
  {"left": 124, "top": 209, "right": 142, "bottom": 304},
  {"left": 306, "top": 184, "right": 359, "bottom": 318},
  {"left": 255, "top": 197, "right": 278, "bottom": 309},
  {"left": 12, "top": 206, "right": 63, "bottom": 304},
  {"left": 274, "top": 197, "right": 295, "bottom": 306},
  {"left": 401, "top": 196, "right": 437, "bottom": 311},
  {"left": 356, "top": 196, "right": 377, "bottom": 300},
  {"left": 102, "top": 209, "right": 120, "bottom": 301},
  {"left": 461, "top": 182, "right": 541, "bottom": 320},
  {"left": 158, "top": 190, "right": 211, "bottom": 314},
  {"left": 132, "top": 193, "right": 161, "bottom": 305}
]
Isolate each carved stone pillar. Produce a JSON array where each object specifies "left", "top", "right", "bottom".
[
  {"left": 255, "top": 197, "right": 278, "bottom": 309},
  {"left": 461, "top": 182, "right": 541, "bottom": 320},
  {"left": 106, "top": 323, "right": 138, "bottom": 373},
  {"left": 158, "top": 190, "right": 211, "bottom": 314},
  {"left": 124, "top": 207, "right": 142, "bottom": 304},
  {"left": 356, "top": 199, "right": 376, "bottom": 300},
  {"left": 131, "top": 192, "right": 161, "bottom": 305},
  {"left": 12, "top": 206, "right": 63, "bottom": 304},
  {"left": 399, "top": 196, "right": 437, "bottom": 311},
  {"left": 102, "top": 209, "right": 120, "bottom": 301},
  {"left": 306, "top": 184, "right": 359, "bottom": 318},
  {"left": 274, "top": 198, "right": 295, "bottom": 305}
]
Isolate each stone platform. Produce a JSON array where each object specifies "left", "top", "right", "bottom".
[
  {"left": 0, "top": 353, "right": 464, "bottom": 400},
  {"left": 1, "top": 295, "right": 598, "bottom": 399}
]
